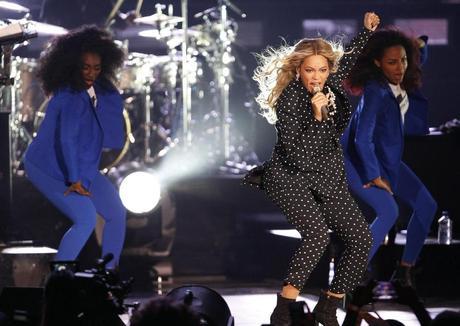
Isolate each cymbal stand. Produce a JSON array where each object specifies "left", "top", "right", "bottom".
[
  {"left": 0, "top": 44, "right": 15, "bottom": 234},
  {"left": 181, "top": 0, "right": 192, "bottom": 148},
  {"left": 214, "top": 0, "right": 244, "bottom": 160},
  {"left": 217, "top": 2, "right": 231, "bottom": 160},
  {"left": 142, "top": 3, "right": 184, "bottom": 162},
  {"left": 142, "top": 81, "right": 153, "bottom": 162}
]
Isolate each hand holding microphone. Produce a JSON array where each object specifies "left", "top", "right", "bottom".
[{"left": 311, "top": 84, "right": 329, "bottom": 121}]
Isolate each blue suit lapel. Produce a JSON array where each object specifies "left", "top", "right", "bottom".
[{"left": 383, "top": 83, "right": 404, "bottom": 138}]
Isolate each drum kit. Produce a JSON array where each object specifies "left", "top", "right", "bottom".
[{"left": 0, "top": 0, "right": 258, "bottom": 175}]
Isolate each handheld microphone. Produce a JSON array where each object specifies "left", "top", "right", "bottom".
[{"left": 313, "top": 84, "right": 328, "bottom": 120}]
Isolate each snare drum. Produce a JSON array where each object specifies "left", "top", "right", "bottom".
[{"left": 118, "top": 53, "right": 159, "bottom": 92}]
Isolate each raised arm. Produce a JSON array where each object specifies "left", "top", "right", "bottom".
[{"left": 328, "top": 12, "right": 380, "bottom": 89}]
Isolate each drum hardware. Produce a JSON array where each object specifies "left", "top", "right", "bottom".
[
  {"left": 118, "top": 52, "right": 157, "bottom": 92},
  {"left": 118, "top": 53, "right": 175, "bottom": 163},
  {"left": 134, "top": 11, "right": 183, "bottom": 26},
  {"left": 0, "top": 21, "right": 36, "bottom": 45},
  {"left": 0, "top": 18, "right": 37, "bottom": 233},
  {"left": 193, "top": 1, "right": 242, "bottom": 160},
  {"left": 115, "top": 1, "right": 243, "bottom": 162},
  {"left": 124, "top": 3, "right": 188, "bottom": 163},
  {"left": 105, "top": 0, "right": 140, "bottom": 28},
  {"left": 134, "top": 3, "right": 183, "bottom": 27},
  {"left": 0, "top": 1, "right": 30, "bottom": 14},
  {"left": 138, "top": 27, "right": 202, "bottom": 49},
  {"left": 115, "top": 48, "right": 183, "bottom": 165},
  {"left": 3, "top": 0, "right": 257, "bottom": 175},
  {"left": 2, "top": 0, "right": 258, "bottom": 177},
  {"left": 8, "top": 57, "right": 44, "bottom": 172},
  {"left": 24, "top": 20, "right": 67, "bottom": 36},
  {"left": 0, "top": 19, "right": 39, "bottom": 172},
  {"left": 193, "top": 7, "right": 219, "bottom": 20},
  {"left": 179, "top": 0, "right": 192, "bottom": 148},
  {"left": 6, "top": 19, "right": 67, "bottom": 39},
  {"left": 134, "top": 1, "right": 250, "bottom": 166}
]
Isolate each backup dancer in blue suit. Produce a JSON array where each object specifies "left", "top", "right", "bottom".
[
  {"left": 24, "top": 26, "right": 126, "bottom": 269},
  {"left": 342, "top": 30, "right": 437, "bottom": 285}
]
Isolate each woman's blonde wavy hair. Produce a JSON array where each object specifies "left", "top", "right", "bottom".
[{"left": 254, "top": 38, "right": 344, "bottom": 124}]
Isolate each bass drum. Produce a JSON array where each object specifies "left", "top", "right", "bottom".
[
  {"left": 12, "top": 57, "right": 46, "bottom": 126},
  {"left": 33, "top": 99, "right": 131, "bottom": 172}
]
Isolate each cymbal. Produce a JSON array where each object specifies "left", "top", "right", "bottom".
[
  {"left": 31, "top": 21, "right": 68, "bottom": 36},
  {"left": 134, "top": 13, "right": 183, "bottom": 26},
  {"left": 10, "top": 19, "right": 67, "bottom": 36},
  {"left": 0, "top": 1, "right": 29, "bottom": 13},
  {"left": 126, "top": 52, "right": 182, "bottom": 65},
  {"left": 138, "top": 28, "right": 202, "bottom": 48}
]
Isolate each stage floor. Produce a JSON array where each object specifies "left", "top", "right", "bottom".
[{"left": 123, "top": 276, "right": 460, "bottom": 326}]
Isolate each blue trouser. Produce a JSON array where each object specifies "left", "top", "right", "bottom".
[
  {"left": 344, "top": 158, "right": 437, "bottom": 264},
  {"left": 24, "top": 159, "right": 126, "bottom": 269}
]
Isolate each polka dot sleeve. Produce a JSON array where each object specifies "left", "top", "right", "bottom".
[
  {"left": 274, "top": 81, "right": 331, "bottom": 171},
  {"left": 328, "top": 27, "right": 373, "bottom": 89}
]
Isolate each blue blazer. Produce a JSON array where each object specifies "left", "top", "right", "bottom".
[
  {"left": 25, "top": 81, "right": 124, "bottom": 189},
  {"left": 341, "top": 80, "right": 429, "bottom": 189}
]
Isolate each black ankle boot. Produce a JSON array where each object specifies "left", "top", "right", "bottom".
[
  {"left": 391, "top": 264, "right": 414, "bottom": 288},
  {"left": 270, "top": 293, "right": 295, "bottom": 326},
  {"left": 313, "top": 291, "right": 342, "bottom": 326}
]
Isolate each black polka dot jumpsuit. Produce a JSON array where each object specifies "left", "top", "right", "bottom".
[{"left": 244, "top": 28, "right": 373, "bottom": 294}]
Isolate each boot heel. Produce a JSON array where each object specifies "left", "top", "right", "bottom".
[
  {"left": 270, "top": 293, "right": 295, "bottom": 326},
  {"left": 313, "top": 291, "right": 341, "bottom": 326}
]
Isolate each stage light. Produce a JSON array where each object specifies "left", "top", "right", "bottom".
[
  {"left": 167, "top": 285, "right": 234, "bottom": 326},
  {"left": 1, "top": 246, "right": 57, "bottom": 287},
  {"left": 118, "top": 170, "right": 161, "bottom": 214}
]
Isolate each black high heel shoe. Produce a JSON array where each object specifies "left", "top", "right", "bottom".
[
  {"left": 270, "top": 293, "right": 295, "bottom": 326},
  {"left": 391, "top": 264, "right": 415, "bottom": 288},
  {"left": 313, "top": 291, "right": 342, "bottom": 326}
]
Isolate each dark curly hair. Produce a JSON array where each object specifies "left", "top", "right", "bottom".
[
  {"left": 37, "top": 25, "right": 125, "bottom": 95},
  {"left": 345, "top": 28, "right": 422, "bottom": 95}
]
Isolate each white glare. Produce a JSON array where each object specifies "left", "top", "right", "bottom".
[
  {"left": 119, "top": 171, "right": 161, "bottom": 214},
  {"left": 269, "top": 229, "right": 301, "bottom": 239},
  {"left": 2, "top": 246, "right": 57, "bottom": 254}
]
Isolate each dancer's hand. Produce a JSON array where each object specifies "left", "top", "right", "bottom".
[
  {"left": 64, "top": 181, "right": 91, "bottom": 196},
  {"left": 364, "top": 12, "right": 380, "bottom": 32},
  {"left": 363, "top": 177, "right": 393, "bottom": 195}
]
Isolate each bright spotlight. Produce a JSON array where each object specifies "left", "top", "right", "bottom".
[{"left": 119, "top": 171, "right": 161, "bottom": 214}]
